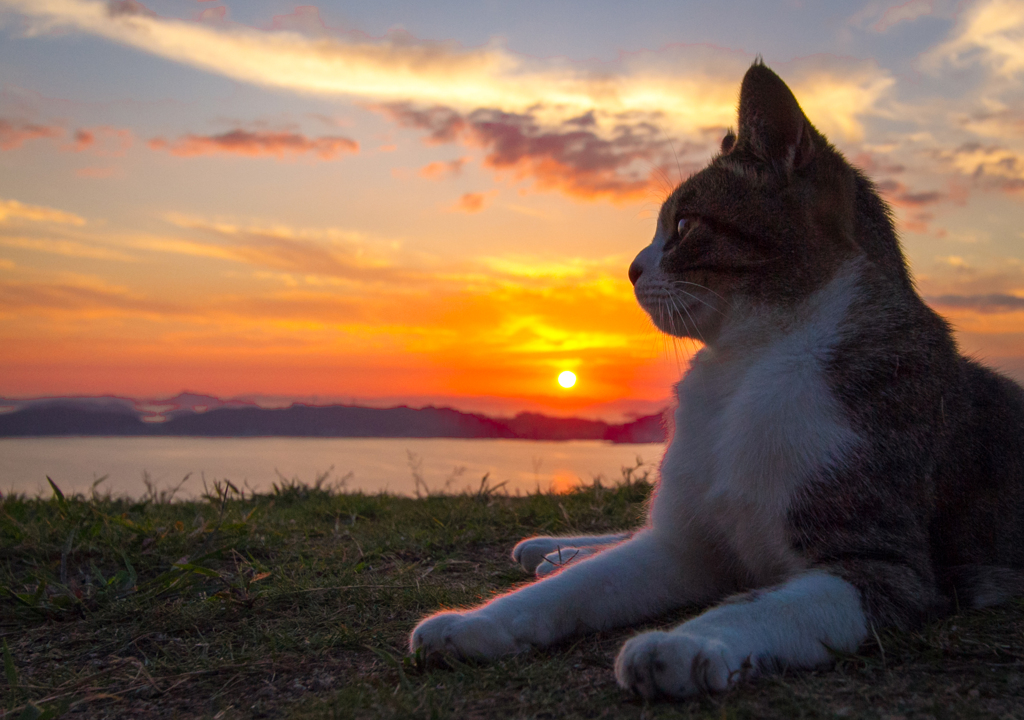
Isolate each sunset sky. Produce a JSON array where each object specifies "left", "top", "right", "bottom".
[{"left": 1, "top": 0, "right": 1023, "bottom": 419}]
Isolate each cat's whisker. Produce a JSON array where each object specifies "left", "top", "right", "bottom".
[
  {"left": 672, "top": 287, "right": 727, "bottom": 317},
  {"left": 670, "top": 280, "right": 730, "bottom": 304},
  {"left": 651, "top": 165, "right": 675, "bottom": 199},
  {"left": 668, "top": 138, "right": 684, "bottom": 187},
  {"left": 671, "top": 293, "right": 709, "bottom": 348},
  {"left": 654, "top": 297, "right": 686, "bottom": 368}
]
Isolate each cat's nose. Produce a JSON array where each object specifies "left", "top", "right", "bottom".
[{"left": 628, "top": 260, "right": 643, "bottom": 286}]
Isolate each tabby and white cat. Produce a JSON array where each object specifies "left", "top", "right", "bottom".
[{"left": 410, "top": 62, "right": 1024, "bottom": 698}]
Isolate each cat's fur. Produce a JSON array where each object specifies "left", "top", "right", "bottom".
[{"left": 410, "top": 62, "right": 1024, "bottom": 698}]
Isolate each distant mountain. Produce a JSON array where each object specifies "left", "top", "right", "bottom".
[
  {"left": 0, "top": 403, "right": 148, "bottom": 436},
  {"left": 0, "top": 399, "right": 667, "bottom": 443}
]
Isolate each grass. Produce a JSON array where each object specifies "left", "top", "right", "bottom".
[{"left": 2, "top": 465, "right": 1023, "bottom": 719}]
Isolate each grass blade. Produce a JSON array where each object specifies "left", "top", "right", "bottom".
[
  {"left": 18, "top": 702, "right": 42, "bottom": 720},
  {"left": 45, "top": 476, "right": 65, "bottom": 506},
  {"left": 4, "top": 638, "right": 18, "bottom": 689},
  {"left": 120, "top": 551, "right": 138, "bottom": 591}
]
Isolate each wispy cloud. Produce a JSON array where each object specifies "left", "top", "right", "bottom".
[
  {"left": 0, "top": 198, "right": 85, "bottom": 225},
  {"left": 151, "top": 215, "right": 418, "bottom": 283},
  {"left": 933, "top": 143, "right": 1024, "bottom": 193},
  {"left": 872, "top": 0, "right": 936, "bottom": 32},
  {"left": 929, "top": 0, "right": 1024, "bottom": 77},
  {"left": 0, "top": 1, "right": 890, "bottom": 138},
  {"left": 75, "top": 166, "right": 122, "bottom": 179},
  {"left": 0, "top": 275, "right": 178, "bottom": 317},
  {"left": 148, "top": 129, "right": 358, "bottom": 160},
  {"left": 0, "top": 118, "right": 61, "bottom": 150},
  {"left": 927, "top": 293, "right": 1024, "bottom": 313},
  {"left": 142, "top": 213, "right": 634, "bottom": 295},
  {"left": 865, "top": 0, "right": 1024, "bottom": 213},
  {"left": 0, "top": 235, "right": 135, "bottom": 261},
  {"left": 64, "top": 125, "right": 132, "bottom": 155},
  {"left": 875, "top": 180, "right": 946, "bottom": 207}
]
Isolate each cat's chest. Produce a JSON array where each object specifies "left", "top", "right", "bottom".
[
  {"left": 669, "top": 339, "right": 855, "bottom": 504},
  {"left": 654, "top": 289, "right": 862, "bottom": 577}
]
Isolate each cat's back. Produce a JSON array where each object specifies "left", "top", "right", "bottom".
[
  {"left": 793, "top": 260, "right": 1024, "bottom": 608},
  {"left": 930, "top": 357, "right": 1024, "bottom": 589}
]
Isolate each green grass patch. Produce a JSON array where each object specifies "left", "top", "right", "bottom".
[{"left": 2, "top": 468, "right": 1023, "bottom": 719}]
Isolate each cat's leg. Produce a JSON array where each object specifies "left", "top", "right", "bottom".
[
  {"left": 614, "top": 570, "right": 867, "bottom": 698},
  {"left": 513, "top": 532, "right": 631, "bottom": 575},
  {"left": 411, "top": 529, "right": 731, "bottom": 660}
]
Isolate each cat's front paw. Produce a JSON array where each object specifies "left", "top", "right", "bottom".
[
  {"left": 410, "top": 611, "right": 528, "bottom": 660},
  {"left": 535, "top": 546, "right": 599, "bottom": 576},
  {"left": 614, "top": 630, "right": 756, "bottom": 699},
  {"left": 512, "top": 536, "right": 563, "bottom": 573},
  {"left": 512, "top": 537, "right": 594, "bottom": 575}
]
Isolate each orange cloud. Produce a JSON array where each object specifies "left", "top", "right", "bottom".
[
  {"left": 0, "top": 198, "right": 86, "bottom": 226},
  {"left": 0, "top": 119, "right": 62, "bottom": 150},
  {"left": 75, "top": 166, "right": 121, "bottom": 179},
  {"left": 451, "top": 192, "right": 490, "bottom": 213},
  {"left": 69, "top": 129, "right": 93, "bottom": 151},
  {"left": 0, "top": 276, "right": 179, "bottom": 319},
  {"left": 150, "top": 215, "right": 420, "bottom": 283},
  {"left": 0, "top": 236, "right": 134, "bottom": 261},
  {"left": 148, "top": 130, "right": 358, "bottom": 160},
  {"left": 64, "top": 126, "right": 133, "bottom": 155},
  {"left": 419, "top": 157, "right": 469, "bottom": 179}
]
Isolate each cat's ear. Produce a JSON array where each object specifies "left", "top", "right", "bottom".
[
  {"left": 736, "top": 61, "right": 815, "bottom": 172},
  {"left": 720, "top": 129, "right": 736, "bottom": 154}
]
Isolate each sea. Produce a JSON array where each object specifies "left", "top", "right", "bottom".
[{"left": 0, "top": 437, "right": 665, "bottom": 500}]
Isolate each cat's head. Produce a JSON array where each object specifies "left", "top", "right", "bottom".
[{"left": 629, "top": 61, "right": 901, "bottom": 345}]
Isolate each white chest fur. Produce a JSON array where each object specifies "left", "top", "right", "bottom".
[{"left": 651, "top": 263, "right": 863, "bottom": 587}]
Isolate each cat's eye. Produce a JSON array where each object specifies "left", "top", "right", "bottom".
[{"left": 677, "top": 218, "right": 687, "bottom": 236}]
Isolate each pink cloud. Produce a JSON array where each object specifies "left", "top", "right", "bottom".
[
  {"left": 196, "top": 6, "right": 227, "bottom": 22},
  {"left": 107, "top": 0, "right": 157, "bottom": 18},
  {"left": 873, "top": 0, "right": 935, "bottom": 32},
  {"left": 378, "top": 103, "right": 686, "bottom": 203},
  {"left": 0, "top": 120, "right": 62, "bottom": 150},
  {"left": 875, "top": 179, "right": 947, "bottom": 207},
  {"left": 148, "top": 129, "right": 359, "bottom": 160},
  {"left": 451, "top": 192, "right": 490, "bottom": 213},
  {"left": 70, "top": 129, "right": 94, "bottom": 151},
  {"left": 270, "top": 6, "right": 328, "bottom": 34},
  {"left": 377, "top": 104, "right": 466, "bottom": 144},
  {"left": 76, "top": 166, "right": 121, "bottom": 179},
  {"left": 418, "top": 157, "right": 469, "bottom": 179},
  {"left": 65, "top": 126, "right": 132, "bottom": 156}
]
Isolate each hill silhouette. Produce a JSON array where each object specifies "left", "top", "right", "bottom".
[{"left": 0, "top": 399, "right": 666, "bottom": 444}]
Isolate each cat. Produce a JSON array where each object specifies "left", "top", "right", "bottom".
[{"left": 410, "top": 61, "right": 1024, "bottom": 698}]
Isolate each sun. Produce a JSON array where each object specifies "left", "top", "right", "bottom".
[{"left": 557, "top": 370, "right": 577, "bottom": 389}]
